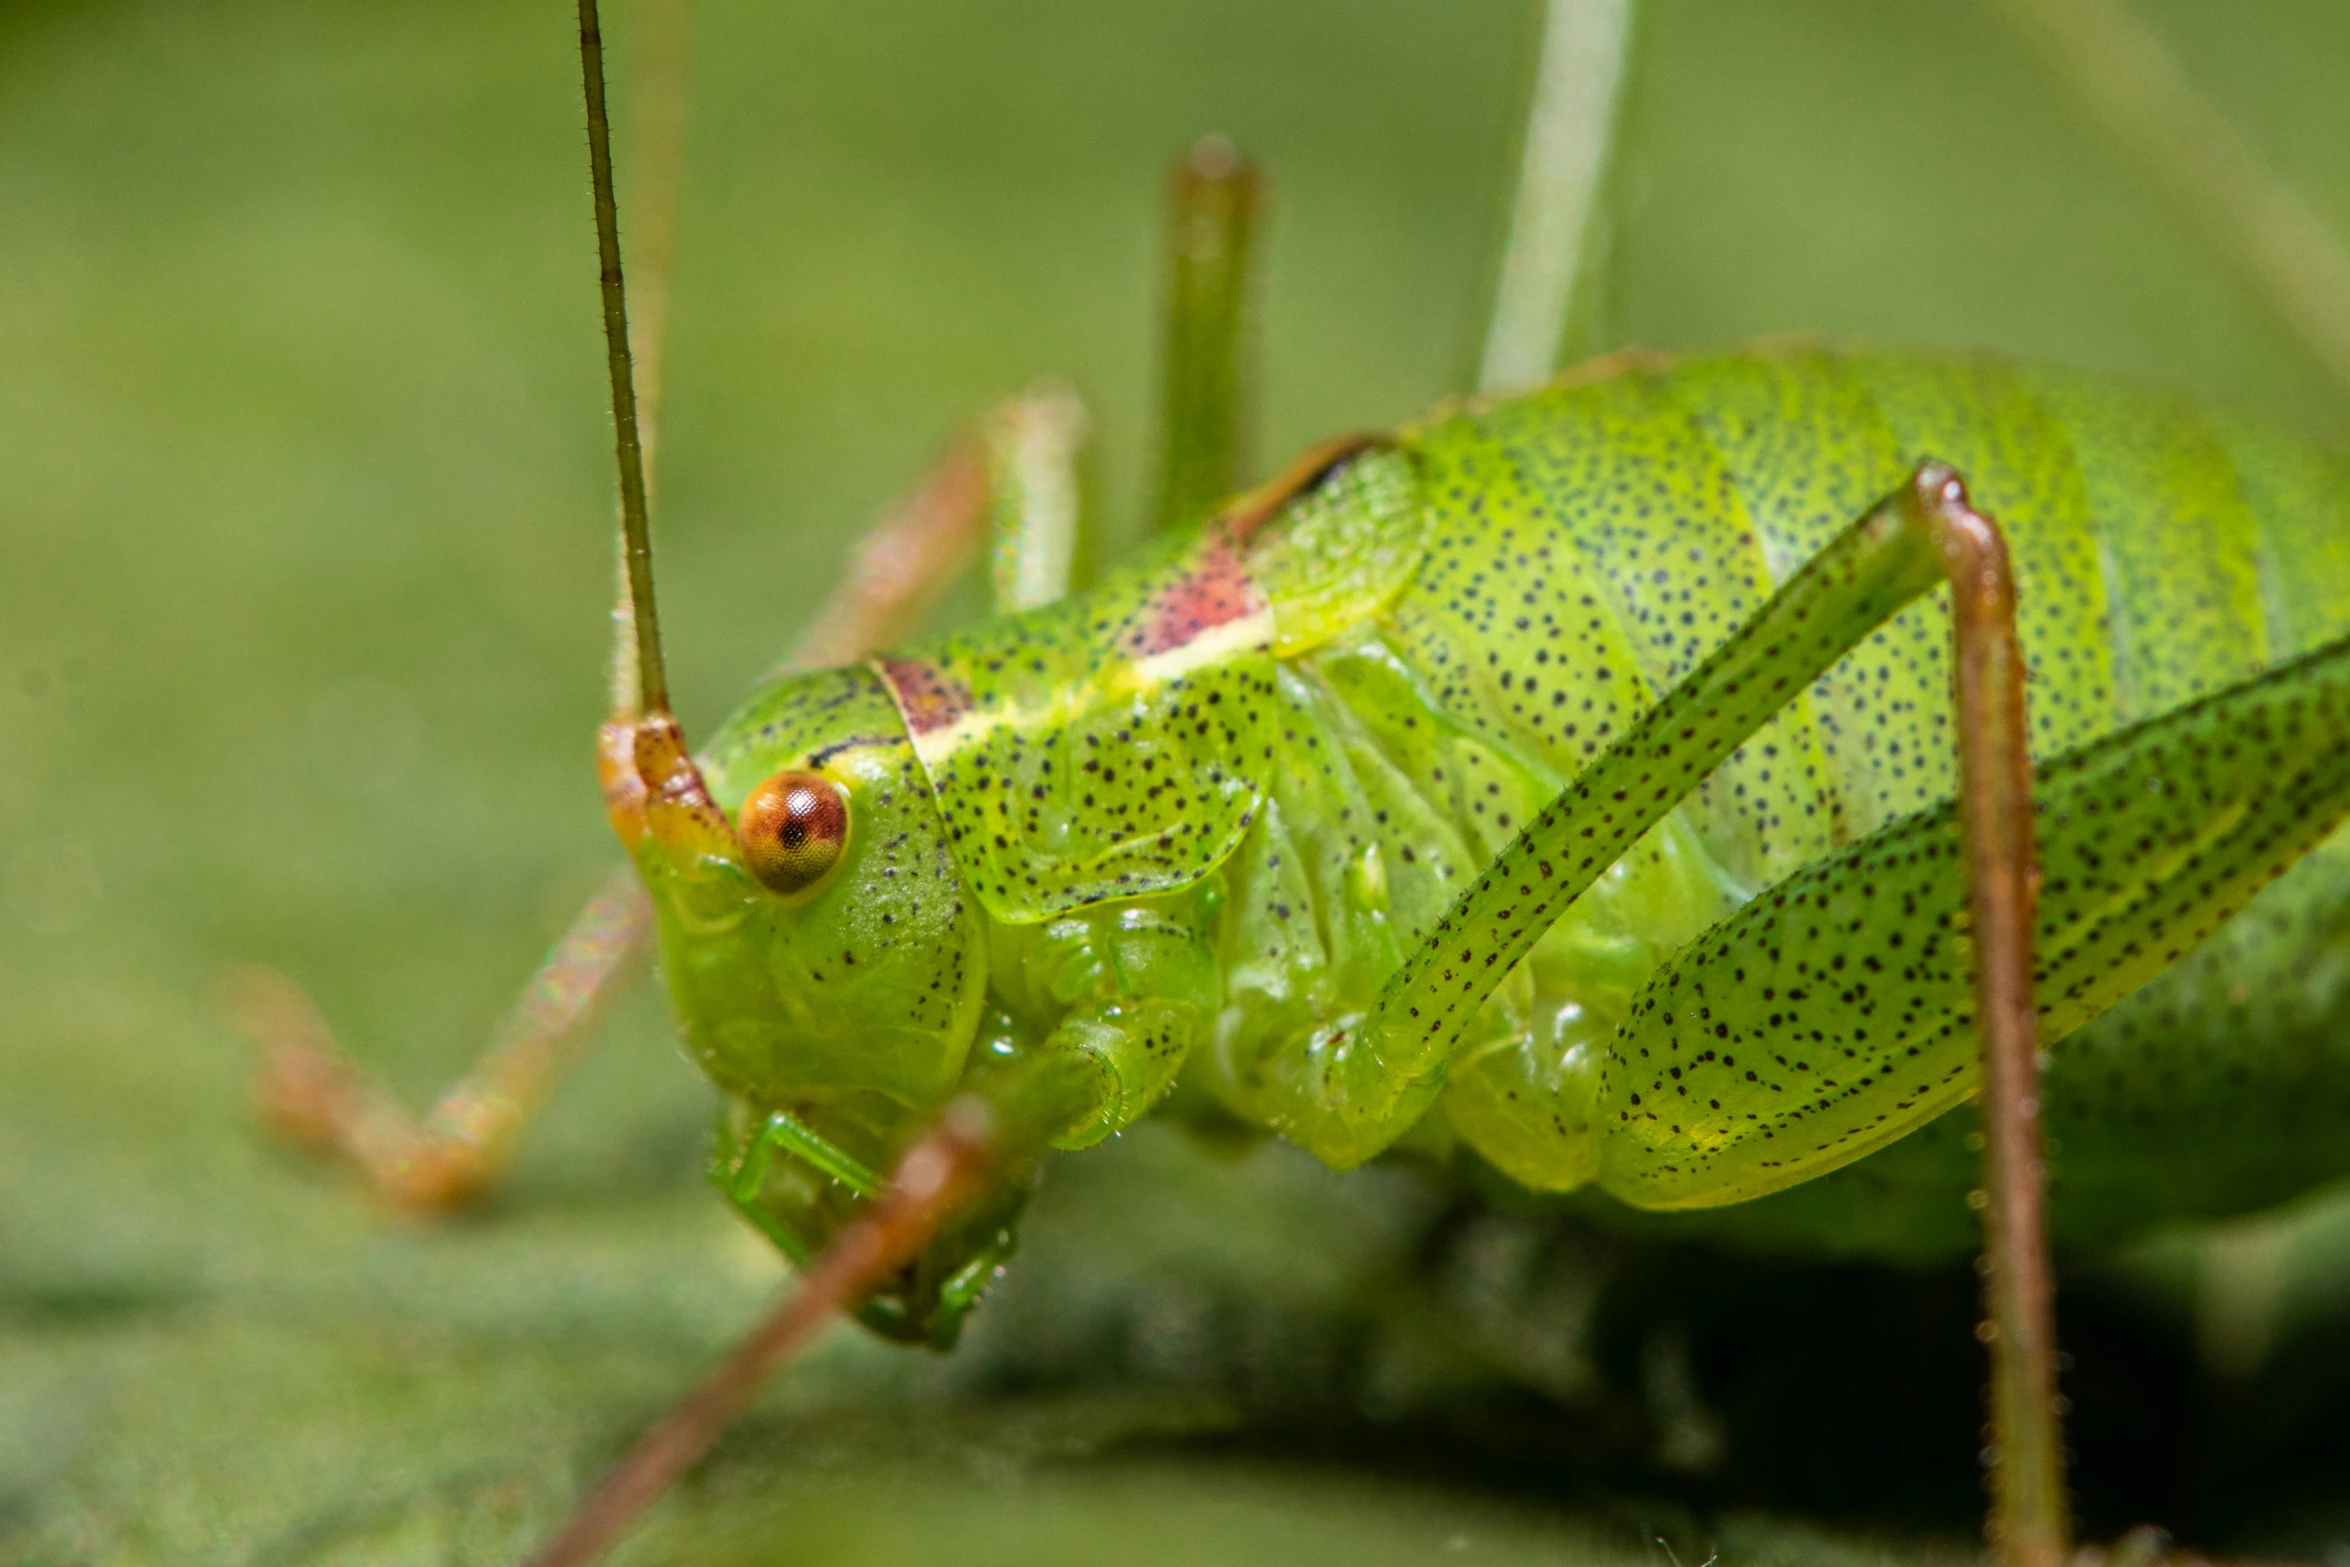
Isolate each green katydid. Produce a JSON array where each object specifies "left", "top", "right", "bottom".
[{"left": 224, "top": 3, "right": 2350, "bottom": 1565}]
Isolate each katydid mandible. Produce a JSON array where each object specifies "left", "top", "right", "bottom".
[{"left": 230, "top": 4, "right": 2350, "bottom": 1565}]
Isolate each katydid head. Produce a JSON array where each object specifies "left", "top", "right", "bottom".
[
  {"left": 600, "top": 665, "right": 1016, "bottom": 1342},
  {"left": 676, "top": 666, "right": 986, "bottom": 1110},
  {"left": 574, "top": 0, "right": 1021, "bottom": 1338}
]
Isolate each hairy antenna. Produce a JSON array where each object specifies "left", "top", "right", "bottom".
[{"left": 578, "top": 0, "right": 670, "bottom": 716}]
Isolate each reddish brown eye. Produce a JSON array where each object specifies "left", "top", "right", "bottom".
[{"left": 737, "top": 769, "right": 849, "bottom": 895}]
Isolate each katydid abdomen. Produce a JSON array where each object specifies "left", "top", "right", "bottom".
[
  {"left": 658, "top": 342, "right": 2350, "bottom": 1319},
  {"left": 1386, "top": 345, "right": 2350, "bottom": 1263}
]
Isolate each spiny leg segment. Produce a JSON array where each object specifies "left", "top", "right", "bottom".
[
  {"left": 1592, "top": 554, "right": 2350, "bottom": 1561},
  {"left": 1345, "top": 462, "right": 2065, "bottom": 1564},
  {"left": 1948, "top": 481, "right": 2066, "bottom": 1567},
  {"left": 1152, "top": 135, "right": 1262, "bottom": 535},
  {"left": 228, "top": 878, "right": 648, "bottom": 1211},
  {"left": 525, "top": 1100, "right": 999, "bottom": 1567}
]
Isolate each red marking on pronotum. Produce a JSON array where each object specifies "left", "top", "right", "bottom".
[
  {"left": 1124, "top": 536, "right": 1267, "bottom": 659},
  {"left": 1113, "top": 428, "right": 1394, "bottom": 662},
  {"left": 874, "top": 656, "right": 974, "bottom": 736}
]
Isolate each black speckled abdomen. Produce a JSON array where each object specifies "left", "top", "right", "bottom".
[{"left": 1204, "top": 346, "right": 2350, "bottom": 1260}]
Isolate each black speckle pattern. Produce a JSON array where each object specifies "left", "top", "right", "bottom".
[
  {"left": 1598, "top": 637, "right": 2350, "bottom": 1208},
  {"left": 875, "top": 532, "right": 1280, "bottom": 923}
]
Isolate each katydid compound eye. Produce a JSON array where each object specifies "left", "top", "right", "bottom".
[{"left": 738, "top": 770, "right": 849, "bottom": 895}]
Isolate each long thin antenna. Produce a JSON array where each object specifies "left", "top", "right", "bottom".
[
  {"left": 603, "top": 0, "right": 693, "bottom": 720},
  {"left": 579, "top": 0, "right": 670, "bottom": 716},
  {"left": 624, "top": 0, "right": 692, "bottom": 497}
]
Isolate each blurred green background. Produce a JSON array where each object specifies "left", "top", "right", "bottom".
[{"left": 7, "top": 0, "right": 2350, "bottom": 1562}]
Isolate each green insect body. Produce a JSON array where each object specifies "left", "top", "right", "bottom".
[{"left": 617, "top": 342, "right": 2350, "bottom": 1343}]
